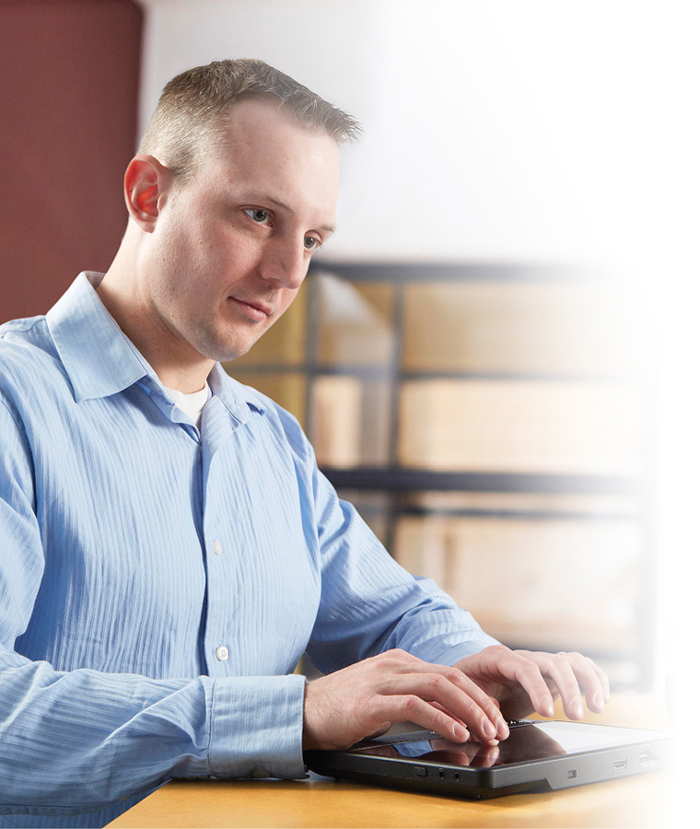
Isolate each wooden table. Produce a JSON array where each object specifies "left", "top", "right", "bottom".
[
  {"left": 107, "top": 771, "right": 672, "bottom": 828},
  {"left": 108, "top": 695, "right": 674, "bottom": 828}
]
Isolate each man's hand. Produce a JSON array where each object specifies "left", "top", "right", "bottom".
[
  {"left": 302, "top": 649, "right": 510, "bottom": 750},
  {"left": 302, "top": 645, "right": 610, "bottom": 752},
  {"left": 453, "top": 644, "right": 610, "bottom": 722}
]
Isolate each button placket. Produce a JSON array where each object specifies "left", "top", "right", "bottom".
[{"left": 200, "top": 406, "right": 239, "bottom": 674}]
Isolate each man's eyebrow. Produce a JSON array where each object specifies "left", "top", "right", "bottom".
[{"left": 262, "top": 194, "right": 336, "bottom": 235}]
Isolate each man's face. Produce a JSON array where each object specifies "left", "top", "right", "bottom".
[{"left": 142, "top": 98, "right": 340, "bottom": 363}]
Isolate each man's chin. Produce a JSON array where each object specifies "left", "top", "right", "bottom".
[
  {"left": 192, "top": 323, "right": 266, "bottom": 365},
  {"left": 202, "top": 339, "right": 257, "bottom": 365}
]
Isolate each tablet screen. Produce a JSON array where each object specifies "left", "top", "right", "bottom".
[{"left": 350, "top": 722, "right": 666, "bottom": 769}]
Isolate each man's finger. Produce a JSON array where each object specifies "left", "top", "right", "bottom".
[
  {"left": 371, "top": 651, "right": 509, "bottom": 739},
  {"left": 429, "top": 700, "right": 467, "bottom": 728},
  {"left": 375, "top": 694, "right": 470, "bottom": 744},
  {"left": 563, "top": 652, "right": 610, "bottom": 713},
  {"left": 377, "top": 672, "right": 504, "bottom": 743},
  {"left": 515, "top": 650, "right": 610, "bottom": 718},
  {"left": 497, "top": 650, "right": 558, "bottom": 717},
  {"left": 546, "top": 653, "right": 586, "bottom": 719}
]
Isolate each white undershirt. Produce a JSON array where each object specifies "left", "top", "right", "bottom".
[{"left": 163, "top": 382, "right": 211, "bottom": 429}]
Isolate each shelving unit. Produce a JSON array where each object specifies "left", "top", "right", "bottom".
[{"left": 225, "top": 262, "right": 655, "bottom": 690}]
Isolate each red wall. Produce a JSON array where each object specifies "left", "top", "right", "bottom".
[{"left": 0, "top": 0, "right": 143, "bottom": 323}]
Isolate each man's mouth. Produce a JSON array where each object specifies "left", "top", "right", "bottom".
[{"left": 229, "top": 297, "right": 275, "bottom": 322}]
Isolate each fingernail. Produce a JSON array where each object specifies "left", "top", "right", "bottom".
[
  {"left": 453, "top": 723, "right": 469, "bottom": 741},
  {"left": 594, "top": 691, "right": 605, "bottom": 709},
  {"left": 542, "top": 698, "right": 554, "bottom": 718},
  {"left": 483, "top": 720, "right": 496, "bottom": 738},
  {"left": 571, "top": 700, "right": 583, "bottom": 719}
]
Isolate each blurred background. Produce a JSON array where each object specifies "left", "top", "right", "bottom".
[{"left": 1, "top": 0, "right": 696, "bottom": 698}]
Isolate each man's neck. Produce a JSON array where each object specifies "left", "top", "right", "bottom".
[{"left": 95, "top": 270, "right": 214, "bottom": 394}]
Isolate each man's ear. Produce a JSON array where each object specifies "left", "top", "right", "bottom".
[{"left": 123, "top": 155, "right": 172, "bottom": 232}]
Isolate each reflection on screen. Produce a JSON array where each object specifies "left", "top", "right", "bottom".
[{"left": 352, "top": 722, "right": 661, "bottom": 769}]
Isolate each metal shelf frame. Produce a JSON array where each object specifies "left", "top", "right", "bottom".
[{"left": 242, "top": 261, "right": 657, "bottom": 689}]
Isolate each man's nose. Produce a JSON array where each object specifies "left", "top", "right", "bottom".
[{"left": 258, "top": 237, "right": 308, "bottom": 290}]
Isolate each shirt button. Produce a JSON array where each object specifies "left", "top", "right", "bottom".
[
  {"left": 215, "top": 646, "right": 229, "bottom": 662},
  {"left": 213, "top": 541, "right": 223, "bottom": 556}
]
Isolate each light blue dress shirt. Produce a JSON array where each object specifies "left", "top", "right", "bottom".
[{"left": 0, "top": 273, "right": 498, "bottom": 827}]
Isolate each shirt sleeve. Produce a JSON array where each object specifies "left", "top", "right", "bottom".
[
  {"left": 274, "top": 406, "right": 500, "bottom": 675},
  {"left": 0, "top": 397, "right": 306, "bottom": 820}
]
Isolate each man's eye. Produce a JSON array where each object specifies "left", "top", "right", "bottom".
[
  {"left": 245, "top": 208, "right": 271, "bottom": 224},
  {"left": 304, "top": 236, "right": 320, "bottom": 251}
]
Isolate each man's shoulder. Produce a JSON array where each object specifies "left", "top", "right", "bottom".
[
  {"left": 0, "top": 314, "right": 46, "bottom": 342},
  {"left": 0, "top": 315, "right": 64, "bottom": 395}
]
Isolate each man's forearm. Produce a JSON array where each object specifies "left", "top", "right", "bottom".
[{"left": 0, "top": 656, "right": 307, "bottom": 817}]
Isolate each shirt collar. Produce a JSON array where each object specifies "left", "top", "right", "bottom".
[
  {"left": 46, "top": 272, "right": 152, "bottom": 402},
  {"left": 209, "top": 363, "right": 267, "bottom": 423},
  {"left": 46, "top": 272, "right": 267, "bottom": 421}
]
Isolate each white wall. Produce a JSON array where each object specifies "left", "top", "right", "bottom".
[{"left": 137, "top": 0, "right": 693, "bottom": 264}]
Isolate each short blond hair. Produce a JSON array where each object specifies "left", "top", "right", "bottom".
[{"left": 138, "top": 59, "right": 360, "bottom": 177}]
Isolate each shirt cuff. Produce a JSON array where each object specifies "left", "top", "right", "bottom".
[
  {"left": 208, "top": 674, "right": 307, "bottom": 780},
  {"left": 430, "top": 634, "right": 502, "bottom": 668}
]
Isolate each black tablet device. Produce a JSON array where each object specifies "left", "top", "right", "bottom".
[{"left": 304, "top": 720, "right": 672, "bottom": 799}]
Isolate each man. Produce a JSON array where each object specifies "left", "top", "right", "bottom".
[{"left": 0, "top": 60, "right": 608, "bottom": 827}]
